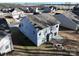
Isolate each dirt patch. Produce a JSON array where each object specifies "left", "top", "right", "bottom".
[{"left": 6, "top": 28, "right": 79, "bottom": 56}]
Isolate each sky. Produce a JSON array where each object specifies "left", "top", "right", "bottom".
[{"left": 0, "top": 0, "right": 79, "bottom": 3}]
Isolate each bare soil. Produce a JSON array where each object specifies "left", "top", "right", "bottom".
[{"left": 5, "top": 27, "right": 79, "bottom": 56}]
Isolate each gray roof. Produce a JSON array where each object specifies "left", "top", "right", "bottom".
[
  {"left": 40, "top": 13, "right": 60, "bottom": 24},
  {"left": 62, "top": 11, "right": 79, "bottom": 21},
  {"left": 27, "top": 14, "right": 60, "bottom": 28}
]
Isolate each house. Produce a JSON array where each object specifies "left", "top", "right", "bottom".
[
  {"left": 12, "top": 8, "right": 25, "bottom": 23},
  {"left": 5, "top": 16, "right": 19, "bottom": 27},
  {"left": 39, "top": 7, "right": 51, "bottom": 13},
  {"left": 0, "top": 18, "right": 14, "bottom": 55},
  {"left": 1, "top": 8, "right": 14, "bottom": 13},
  {"left": 54, "top": 11, "right": 79, "bottom": 32},
  {"left": 19, "top": 15, "right": 63, "bottom": 46},
  {"left": 37, "top": 6, "right": 56, "bottom": 13},
  {"left": 0, "top": 9, "right": 12, "bottom": 17},
  {"left": 72, "top": 4, "right": 79, "bottom": 16}
]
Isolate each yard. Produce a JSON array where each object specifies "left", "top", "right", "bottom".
[{"left": 5, "top": 27, "right": 79, "bottom": 56}]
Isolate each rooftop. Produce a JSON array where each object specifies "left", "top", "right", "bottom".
[{"left": 27, "top": 13, "right": 59, "bottom": 29}]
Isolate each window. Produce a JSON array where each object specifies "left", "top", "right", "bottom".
[
  {"left": 42, "top": 39, "right": 45, "bottom": 43},
  {"left": 54, "top": 32, "right": 57, "bottom": 36},
  {"left": 44, "top": 30, "right": 47, "bottom": 35},
  {"left": 50, "top": 26, "right": 52, "bottom": 31},
  {"left": 56, "top": 25, "right": 58, "bottom": 28},
  {"left": 19, "top": 23, "right": 23, "bottom": 27},
  {"left": 21, "top": 23, "right": 23, "bottom": 26},
  {"left": 5, "top": 45, "right": 9, "bottom": 49},
  {"left": 33, "top": 31, "right": 35, "bottom": 34},
  {"left": 19, "top": 24, "right": 21, "bottom": 27},
  {"left": 33, "top": 23, "right": 36, "bottom": 26},
  {"left": 39, "top": 32, "right": 41, "bottom": 36}
]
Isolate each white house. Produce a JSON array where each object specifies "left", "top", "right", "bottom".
[
  {"left": 0, "top": 18, "right": 14, "bottom": 55},
  {"left": 19, "top": 16, "right": 63, "bottom": 46},
  {"left": 12, "top": 8, "right": 25, "bottom": 23},
  {"left": 5, "top": 16, "right": 20, "bottom": 27},
  {"left": 0, "top": 31, "right": 13, "bottom": 55}
]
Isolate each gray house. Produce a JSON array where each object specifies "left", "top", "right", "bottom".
[
  {"left": 54, "top": 11, "right": 79, "bottom": 31},
  {"left": 19, "top": 15, "right": 63, "bottom": 46}
]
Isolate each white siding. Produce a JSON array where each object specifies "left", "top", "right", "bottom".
[{"left": 0, "top": 34, "right": 13, "bottom": 54}]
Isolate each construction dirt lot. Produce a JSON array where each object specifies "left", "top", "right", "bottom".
[{"left": 5, "top": 27, "right": 79, "bottom": 56}]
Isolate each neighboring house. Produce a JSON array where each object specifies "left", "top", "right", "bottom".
[
  {"left": 40, "top": 7, "right": 51, "bottom": 13},
  {"left": 19, "top": 16, "right": 63, "bottom": 46},
  {"left": 1, "top": 8, "right": 14, "bottom": 13},
  {"left": 54, "top": 11, "right": 79, "bottom": 31},
  {"left": 12, "top": 8, "right": 25, "bottom": 23},
  {"left": 0, "top": 10, "right": 12, "bottom": 17},
  {"left": 5, "top": 16, "right": 19, "bottom": 27},
  {"left": 0, "top": 18, "right": 13, "bottom": 55},
  {"left": 38, "top": 6, "right": 56, "bottom": 13},
  {"left": 72, "top": 4, "right": 79, "bottom": 16},
  {"left": 19, "top": 7, "right": 34, "bottom": 13},
  {"left": 49, "top": 6, "right": 57, "bottom": 13},
  {"left": 35, "top": 8, "right": 40, "bottom": 13}
]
